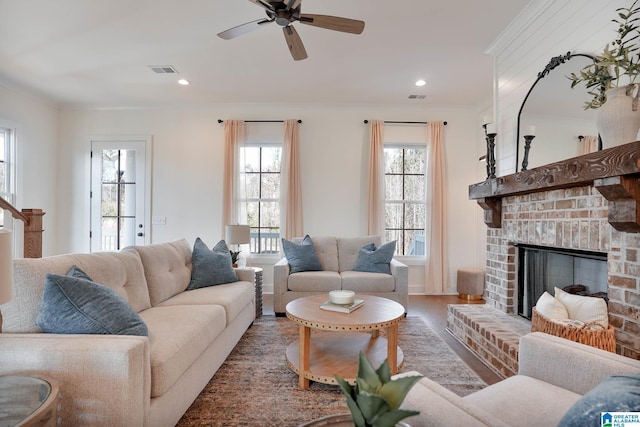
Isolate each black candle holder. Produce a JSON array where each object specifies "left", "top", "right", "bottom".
[
  {"left": 482, "top": 124, "right": 497, "bottom": 179},
  {"left": 521, "top": 135, "right": 536, "bottom": 171},
  {"left": 486, "top": 132, "right": 497, "bottom": 179}
]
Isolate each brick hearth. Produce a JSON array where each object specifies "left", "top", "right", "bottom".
[{"left": 447, "top": 304, "right": 530, "bottom": 378}]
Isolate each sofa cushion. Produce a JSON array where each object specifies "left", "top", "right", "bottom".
[
  {"left": 337, "top": 236, "right": 381, "bottom": 272},
  {"left": 5, "top": 250, "right": 151, "bottom": 333},
  {"left": 282, "top": 235, "right": 323, "bottom": 273},
  {"left": 464, "top": 375, "right": 581, "bottom": 427},
  {"left": 188, "top": 238, "right": 239, "bottom": 290},
  {"left": 555, "top": 287, "right": 609, "bottom": 328},
  {"left": 129, "top": 239, "right": 192, "bottom": 306},
  {"left": 288, "top": 271, "right": 342, "bottom": 292},
  {"left": 36, "top": 272, "right": 148, "bottom": 336},
  {"left": 138, "top": 304, "right": 227, "bottom": 398},
  {"left": 304, "top": 236, "right": 339, "bottom": 272},
  {"left": 157, "top": 281, "right": 254, "bottom": 326},
  {"left": 353, "top": 241, "right": 396, "bottom": 274},
  {"left": 558, "top": 374, "right": 640, "bottom": 427},
  {"left": 340, "top": 271, "right": 396, "bottom": 292}
]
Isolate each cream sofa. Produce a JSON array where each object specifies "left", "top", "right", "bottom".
[
  {"left": 0, "top": 238, "right": 255, "bottom": 427},
  {"left": 273, "top": 236, "right": 408, "bottom": 315},
  {"left": 399, "top": 332, "right": 640, "bottom": 426}
]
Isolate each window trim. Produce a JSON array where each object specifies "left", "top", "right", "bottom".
[
  {"left": 383, "top": 142, "right": 427, "bottom": 257},
  {"left": 241, "top": 142, "right": 282, "bottom": 255},
  {"left": 0, "top": 122, "right": 17, "bottom": 231}
]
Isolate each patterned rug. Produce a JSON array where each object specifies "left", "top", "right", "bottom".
[{"left": 177, "top": 315, "right": 486, "bottom": 426}]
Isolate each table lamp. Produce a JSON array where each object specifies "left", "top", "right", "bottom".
[
  {"left": 225, "top": 225, "right": 250, "bottom": 267},
  {"left": 0, "top": 229, "right": 13, "bottom": 333}
]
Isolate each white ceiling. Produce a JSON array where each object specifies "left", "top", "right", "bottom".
[{"left": 0, "top": 0, "right": 532, "bottom": 109}]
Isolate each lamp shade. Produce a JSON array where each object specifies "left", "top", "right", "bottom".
[
  {"left": 225, "top": 225, "right": 250, "bottom": 245},
  {"left": 0, "top": 229, "right": 13, "bottom": 305}
]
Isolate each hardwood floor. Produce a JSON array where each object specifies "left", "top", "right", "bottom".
[{"left": 263, "top": 293, "right": 502, "bottom": 386}]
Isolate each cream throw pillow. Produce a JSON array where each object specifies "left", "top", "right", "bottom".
[
  {"left": 535, "top": 291, "right": 569, "bottom": 320},
  {"left": 554, "top": 287, "right": 609, "bottom": 328}
]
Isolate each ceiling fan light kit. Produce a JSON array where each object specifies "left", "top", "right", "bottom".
[{"left": 217, "top": 0, "right": 365, "bottom": 61}]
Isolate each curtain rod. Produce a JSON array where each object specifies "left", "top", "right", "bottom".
[
  {"left": 217, "top": 119, "right": 302, "bottom": 124},
  {"left": 363, "top": 120, "right": 447, "bottom": 125}
]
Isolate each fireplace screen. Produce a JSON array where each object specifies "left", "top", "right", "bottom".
[{"left": 517, "top": 244, "right": 607, "bottom": 319}]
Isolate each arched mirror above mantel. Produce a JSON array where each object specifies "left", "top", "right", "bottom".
[{"left": 515, "top": 52, "right": 600, "bottom": 172}]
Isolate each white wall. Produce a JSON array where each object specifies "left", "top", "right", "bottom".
[
  {"left": 58, "top": 103, "right": 485, "bottom": 294},
  {"left": 0, "top": 84, "right": 59, "bottom": 257}
]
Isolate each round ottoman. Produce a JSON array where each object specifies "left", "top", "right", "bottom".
[{"left": 457, "top": 268, "right": 485, "bottom": 300}]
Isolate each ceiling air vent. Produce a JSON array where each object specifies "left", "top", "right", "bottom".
[
  {"left": 149, "top": 65, "right": 178, "bottom": 74},
  {"left": 408, "top": 95, "right": 426, "bottom": 99}
]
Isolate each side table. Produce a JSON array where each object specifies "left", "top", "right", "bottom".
[
  {"left": 0, "top": 375, "right": 59, "bottom": 427},
  {"left": 251, "top": 267, "right": 263, "bottom": 317}
]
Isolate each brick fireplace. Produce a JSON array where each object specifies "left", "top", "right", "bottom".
[{"left": 466, "top": 142, "right": 640, "bottom": 362}]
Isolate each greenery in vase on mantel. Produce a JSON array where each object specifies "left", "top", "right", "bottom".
[{"left": 569, "top": 0, "right": 640, "bottom": 109}]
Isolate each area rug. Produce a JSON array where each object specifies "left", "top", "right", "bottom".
[{"left": 177, "top": 315, "right": 486, "bottom": 426}]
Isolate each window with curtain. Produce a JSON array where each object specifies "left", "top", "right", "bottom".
[
  {"left": 384, "top": 144, "right": 426, "bottom": 256},
  {"left": 242, "top": 143, "right": 282, "bottom": 254},
  {"left": 0, "top": 126, "right": 15, "bottom": 229}
]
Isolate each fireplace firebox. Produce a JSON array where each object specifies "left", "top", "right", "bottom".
[{"left": 516, "top": 244, "right": 607, "bottom": 320}]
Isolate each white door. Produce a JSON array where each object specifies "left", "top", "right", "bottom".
[{"left": 90, "top": 139, "right": 150, "bottom": 252}]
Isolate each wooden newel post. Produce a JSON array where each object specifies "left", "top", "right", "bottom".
[
  {"left": 0, "top": 199, "right": 45, "bottom": 258},
  {"left": 21, "top": 209, "right": 45, "bottom": 258}
]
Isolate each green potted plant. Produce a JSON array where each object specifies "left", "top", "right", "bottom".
[
  {"left": 335, "top": 352, "right": 422, "bottom": 427},
  {"left": 569, "top": 0, "right": 640, "bottom": 147}
]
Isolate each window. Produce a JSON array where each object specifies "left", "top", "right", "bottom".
[
  {"left": 243, "top": 144, "right": 281, "bottom": 254},
  {"left": 384, "top": 145, "right": 426, "bottom": 256},
  {"left": 0, "top": 126, "right": 15, "bottom": 229}
]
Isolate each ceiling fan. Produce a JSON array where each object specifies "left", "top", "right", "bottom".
[{"left": 217, "top": 0, "right": 365, "bottom": 61}]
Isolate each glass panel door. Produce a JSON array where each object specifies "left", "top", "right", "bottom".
[{"left": 91, "top": 140, "right": 148, "bottom": 252}]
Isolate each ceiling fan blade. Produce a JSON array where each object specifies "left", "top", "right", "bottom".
[
  {"left": 248, "top": 0, "right": 275, "bottom": 11},
  {"left": 282, "top": 26, "right": 307, "bottom": 61},
  {"left": 298, "top": 14, "right": 365, "bottom": 34},
  {"left": 217, "top": 18, "right": 273, "bottom": 40}
]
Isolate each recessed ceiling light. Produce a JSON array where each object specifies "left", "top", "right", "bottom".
[
  {"left": 415, "top": 79, "right": 426, "bottom": 87},
  {"left": 177, "top": 79, "right": 190, "bottom": 86}
]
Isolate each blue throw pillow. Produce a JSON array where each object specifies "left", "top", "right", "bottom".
[
  {"left": 281, "top": 235, "right": 323, "bottom": 273},
  {"left": 36, "top": 267, "right": 148, "bottom": 336},
  {"left": 188, "top": 238, "right": 239, "bottom": 290},
  {"left": 353, "top": 240, "right": 396, "bottom": 274},
  {"left": 558, "top": 374, "right": 640, "bottom": 427}
]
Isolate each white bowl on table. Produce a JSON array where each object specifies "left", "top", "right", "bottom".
[{"left": 329, "top": 290, "right": 355, "bottom": 305}]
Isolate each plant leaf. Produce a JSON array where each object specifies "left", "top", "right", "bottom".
[
  {"left": 357, "top": 352, "right": 382, "bottom": 390},
  {"left": 373, "top": 409, "right": 421, "bottom": 427},
  {"left": 375, "top": 359, "right": 391, "bottom": 384},
  {"left": 377, "top": 375, "right": 423, "bottom": 410},
  {"left": 356, "top": 392, "right": 390, "bottom": 424}
]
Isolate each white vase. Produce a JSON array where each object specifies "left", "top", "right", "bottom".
[{"left": 596, "top": 84, "right": 640, "bottom": 149}]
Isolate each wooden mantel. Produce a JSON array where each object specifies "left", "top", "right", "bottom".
[{"left": 469, "top": 141, "right": 640, "bottom": 232}]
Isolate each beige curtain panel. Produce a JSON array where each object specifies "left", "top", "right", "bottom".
[
  {"left": 222, "top": 120, "right": 246, "bottom": 234},
  {"left": 425, "top": 121, "right": 449, "bottom": 294},
  {"left": 367, "top": 120, "right": 385, "bottom": 236},
  {"left": 280, "top": 119, "right": 304, "bottom": 240}
]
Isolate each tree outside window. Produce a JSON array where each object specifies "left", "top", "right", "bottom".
[{"left": 384, "top": 146, "right": 426, "bottom": 255}]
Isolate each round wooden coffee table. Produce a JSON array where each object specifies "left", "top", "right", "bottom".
[{"left": 285, "top": 294, "right": 405, "bottom": 389}]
